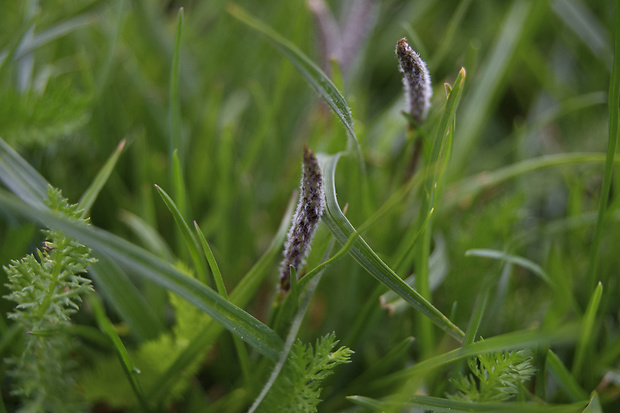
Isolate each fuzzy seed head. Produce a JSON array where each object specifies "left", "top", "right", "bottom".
[
  {"left": 279, "top": 145, "right": 325, "bottom": 293},
  {"left": 396, "top": 38, "right": 432, "bottom": 124}
]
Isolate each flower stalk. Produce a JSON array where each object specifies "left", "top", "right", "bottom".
[
  {"left": 396, "top": 37, "right": 432, "bottom": 125},
  {"left": 279, "top": 145, "right": 325, "bottom": 293}
]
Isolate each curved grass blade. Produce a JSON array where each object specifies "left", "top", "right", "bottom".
[
  {"left": 90, "top": 255, "right": 165, "bottom": 342},
  {"left": 0, "top": 14, "right": 94, "bottom": 66},
  {"left": 320, "top": 152, "right": 465, "bottom": 342},
  {"left": 79, "top": 139, "right": 126, "bottom": 217},
  {"left": 195, "top": 221, "right": 252, "bottom": 387},
  {"left": 347, "top": 394, "right": 586, "bottom": 413},
  {"left": 89, "top": 294, "right": 149, "bottom": 411},
  {"left": 465, "top": 249, "right": 554, "bottom": 287},
  {"left": 587, "top": 2, "right": 620, "bottom": 292},
  {"left": 546, "top": 349, "right": 589, "bottom": 402},
  {"left": 0, "top": 189, "right": 283, "bottom": 361},
  {"left": 194, "top": 222, "right": 226, "bottom": 296},
  {"left": 146, "top": 194, "right": 296, "bottom": 403},
  {"left": 444, "top": 153, "right": 613, "bottom": 209},
  {"left": 228, "top": 4, "right": 357, "bottom": 148},
  {"left": 169, "top": 8, "right": 183, "bottom": 157},
  {"left": 393, "top": 68, "right": 466, "bottom": 274},
  {"left": 451, "top": 0, "right": 539, "bottom": 175},
  {"left": 377, "top": 324, "right": 578, "bottom": 391},
  {"left": 155, "top": 184, "right": 209, "bottom": 285},
  {"left": 572, "top": 282, "right": 603, "bottom": 381},
  {"left": 0, "top": 137, "right": 49, "bottom": 207}
]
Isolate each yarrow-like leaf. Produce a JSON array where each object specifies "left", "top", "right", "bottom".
[
  {"left": 396, "top": 38, "right": 432, "bottom": 124},
  {"left": 448, "top": 349, "right": 535, "bottom": 403},
  {"left": 3, "top": 186, "right": 96, "bottom": 412},
  {"left": 279, "top": 145, "right": 325, "bottom": 292}
]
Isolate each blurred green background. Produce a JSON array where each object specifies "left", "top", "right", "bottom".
[{"left": 0, "top": 0, "right": 618, "bottom": 411}]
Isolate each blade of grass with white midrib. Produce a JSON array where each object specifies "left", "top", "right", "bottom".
[{"left": 319, "top": 152, "right": 464, "bottom": 342}]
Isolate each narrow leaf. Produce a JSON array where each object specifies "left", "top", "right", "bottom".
[
  {"left": 228, "top": 4, "right": 357, "bottom": 145},
  {"left": 79, "top": 139, "right": 126, "bottom": 217},
  {"left": 465, "top": 249, "right": 554, "bottom": 287},
  {"left": 0, "top": 137, "right": 49, "bottom": 207},
  {"left": 348, "top": 394, "right": 586, "bottom": 412},
  {"left": 320, "top": 152, "right": 465, "bottom": 341},
  {"left": 546, "top": 349, "right": 588, "bottom": 402}
]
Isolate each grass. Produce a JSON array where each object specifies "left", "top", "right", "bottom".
[{"left": 0, "top": 0, "right": 618, "bottom": 412}]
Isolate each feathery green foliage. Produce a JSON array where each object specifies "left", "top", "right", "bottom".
[
  {"left": 81, "top": 290, "right": 209, "bottom": 408},
  {"left": 0, "top": 0, "right": 618, "bottom": 411},
  {"left": 3, "top": 187, "right": 95, "bottom": 412}
]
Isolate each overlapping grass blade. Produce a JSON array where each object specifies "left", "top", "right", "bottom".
[
  {"left": 451, "top": 0, "right": 539, "bottom": 174},
  {"left": 465, "top": 249, "right": 554, "bottom": 287},
  {"left": 546, "top": 349, "right": 588, "bottom": 402},
  {"left": 89, "top": 255, "right": 165, "bottom": 342},
  {"left": 320, "top": 152, "right": 465, "bottom": 342},
  {"left": 90, "top": 294, "right": 149, "bottom": 411},
  {"left": 347, "top": 394, "right": 586, "bottom": 412},
  {"left": 0, "top": 189, "right": 284, "bottom": 361},
  {"left": 0, "top": 137, "right": 49, "bottom": 207},
  {"left": 146, "top": 195, "right": 295, "bottom": 403},
  {"left": 444, "top": 153, "right": 613, "bottom": 209},
  {"left": 572, "top": 282, "right": 603, "bottom": 381},
  {"left": 155, "top": 184, "right": 209, "bottom": 285},
  {"left": 379, "top": 324, "right": 578, "bottom": 387}
]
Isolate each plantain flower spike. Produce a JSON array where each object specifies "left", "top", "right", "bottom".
[
  {"left": 279, "top": 145, "right": 325, "bottom": 293},
  {"left": 396, "top": 38, "right": 432, "bottom": 124}
]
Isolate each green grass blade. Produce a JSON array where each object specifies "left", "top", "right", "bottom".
[
  {"left": 89, "top": 294, "right": 149, "bottom": 411},
  {"left": 444, "top": 153, "right": 613, "bottom": 209},
  {"left": 583, "top": 392, "right": 603, "bottom": 413},
  {"left": 451, "top": 0, "right": 537, "bottom": 175},
  {"left": 464, "top": 288, "right": 489, "bottom": 345},
  {"left": 89, "top": 255, "right": 165, "bottom": 342},
  {"left": 0, "top": 137, "right": 49, "bottom": 207},
  {"left": 572, "top": 282, "right": 603, "bottom": 381},
  {"left": 119, "top": 210, "right": 175, "bottom": 261},
  {"left": 171, "top": 149, "right": 189, "bottom": 224},
  {"left": 430, "top": 0, "right": 473, "bottom": 68},
  {"left": 194, "top": 222, "right": 226, "bottom": 296},
  {"left": 194, "top": 221, "right": 253, "bottom": 388},
  {"left": 228, "top": 4, "right": 357, "bottom": 146},
  {"left": 348, "top": 394, "right": 586, "bottom": 412},
  {"left": 586, "top": 2, "right": 620, "bottom": 292},
  {"left": 0, "top": 14, "right": 94, "bottom": 65},
  {"left": 379, "top": 324, "right": 578, "bottom": 388},
  {"left": 546, "top": 349, "right": 589, "bottom": 402},
  {"left": 393, "top": 69, "right": 466, "bottom": 276},
  {"left": 0, "top": 189, "right": 284, "bottom": 361},
  {"left": 169, "top": 8, "right": 183, "bottom": 157},
  {"left": 320, "top": 152, "right": 465, "bottom": 342},
  {"left": 78, "top": 140, "right": 126, "bottom": 217},
  {"left": 465, "top": 249, "right": 554, "bottom": 287},
  {"left": 154, "top": 184, "right": 209, "bottom": 285},
  {"left": 414, "top": 68, "right": 465, "bottom": 356}
]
